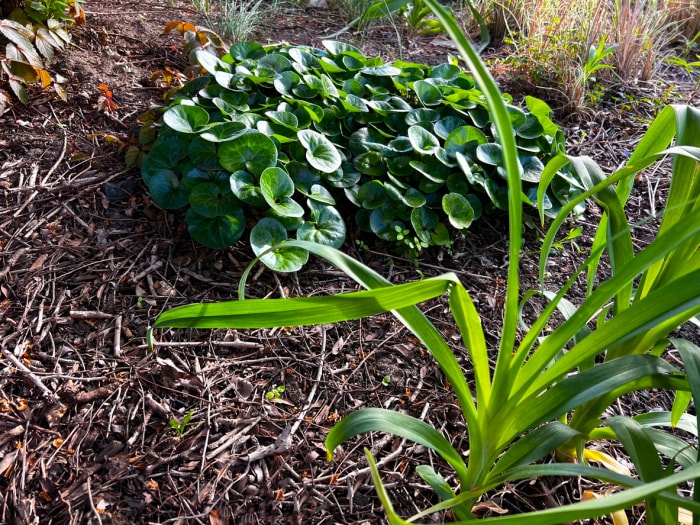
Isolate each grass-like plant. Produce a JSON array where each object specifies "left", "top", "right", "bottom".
[
  {"left": 329, "top": 0, "right": 378, "bottom": 28},
  {"left": 612, "top": 0, "right": 680, "bottom": 82},
  {"left": 666, "top": 0, "right": 700, "bottom": 41},
  {"left": 198, "top": 0, "right": 283, "bottom": 43},
  {"left": 495, "top": 0, "right": 613, "bottom": 111},
  {"left": 148, "top": 0, "right": 700, "bottom": 521}
]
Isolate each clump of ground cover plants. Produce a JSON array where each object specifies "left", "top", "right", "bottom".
[{"left": 141, "top": 37, "right": 582, "bottom": 270}]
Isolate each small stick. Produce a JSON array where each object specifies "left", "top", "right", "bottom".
[
  {"left": 41, "top": 129, "right": 68, "bottom": 185},
  {"left": 35, "top": 300, "right": 45, "bottom": 334},
  {"left": 86, "top": 476, "right": 103, "bottom": 525},
  {"left": 113, "top": 314, "right": 122, "bottom": 358},
  {"left": 143, "top": 339, "right": 263, "bottom": 350},
  {"left": 70, "top": 310, "right": 113, "bottom": 320},
  {"left": 132, "top": 260, "right": 164, "bottom": 282},
  {"left": 12, "top": 163, "right": 40, "bottom": 218},
  {"left": 0, "top": 247, "right": 29, "bottom": 281},
  {"left": 1, "top": 346, "right": 57, "bottom": 401}
]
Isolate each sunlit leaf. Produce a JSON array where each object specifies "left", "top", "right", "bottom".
[
  {"left": 297, "top": 205, "right": 346, "bottom": 247},
  {"left": 164, "top": 104, "right": 210, "bottom": 134},
  {"left": 297, "top": 129, "right": 342, "bottom": 173},
  {"left": 218, "top": 132, "right": 278, "bottom": 175},
  {"left": 442, "top": 192, "right": 474, "bottom": 229},
  {"left": 250, "top": 218, "right": 309, "bottom": 272}
]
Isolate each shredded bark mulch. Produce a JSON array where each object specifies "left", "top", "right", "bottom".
[{"left": 1, "top": 1, "right": 698, "bottom": 523}]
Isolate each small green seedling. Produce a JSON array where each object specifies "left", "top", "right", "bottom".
[
  {"left": 169, "top": 409, "right": 195, "bottom": 437},
  {"left": 265, "top": 384, "right": 285, "bottom": 400},
  {"left": 551, "top": 226, "right": 583, "bottom": 253},
  {"left": 381, "top": 375, "right": 391, "bottom": 386}
]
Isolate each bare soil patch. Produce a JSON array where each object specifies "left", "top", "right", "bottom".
[{"left": 1, "top": 1, "right": 698, "bottom": 523}]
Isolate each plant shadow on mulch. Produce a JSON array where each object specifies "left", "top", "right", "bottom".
[{"left": 0, "top": 1, "right": 698, "bottom": 523}]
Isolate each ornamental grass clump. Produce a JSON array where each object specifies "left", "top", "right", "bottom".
[
  {"left": 141, "top": 35, "right": 577, "bottom": 271},
  {"left": 148, "top": 0, "right": 700, "bottom": 522}
]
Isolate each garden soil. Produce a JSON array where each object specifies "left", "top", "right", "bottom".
[{"left": 0, "top": 1, "right": 698, "bottom": 523}]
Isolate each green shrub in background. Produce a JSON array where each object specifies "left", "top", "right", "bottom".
[
  {"left": 0, "top": 0, "right": 83, "bottom": 110},
  {"left": 142, "top": 39, "right": 581, "bottom": 270},
  {"left": 148, "top": 0, "right": 700, "bottom": 522}
]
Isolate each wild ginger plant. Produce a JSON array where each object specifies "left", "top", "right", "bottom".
[
  {"left": 148, "top": 0, "right": 700, "bottom": 521},
  {"left": 142, "top": 35, "right": 577, "bottom": 270}
]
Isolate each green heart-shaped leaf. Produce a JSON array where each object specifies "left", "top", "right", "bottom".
[
  {"left": 413, "top": 80, "right": 442, "bottom": 106},
  {"left": 354, "top": 151, "right": 386, "bottom": 177},
  {"left": 163, "top": 104, "right": 209, "bottom": 134},
  {"left": 358, "top": 180, "right": 388, "bottom": 209},
  {"left": 401, "top": 187, "right": 426, "bottom": 208},
  {"left": 520, "top": 154, "right": 545, "bottom": 183},
  {"left": 443, "top": 192, "right": 475, "bottom": 229},
  {"left": 218, "top": 132, "right": 278, "bottom": 175},
  {"left": 322, "top": 40, "right": 364, "bottom": 57},
  {"left": 297, "top": 205, "right": 346, "bottom": 248},
  {"left": 258, "top": 53, "right": 292, "bottom": 73},
  {"left": 445, "top": 125, "right": 487, "bottom": 157},
  {"left": 265, "top": 111, "right": 299, "bottom": 130},
  {"left": 297, "top": 183, "right": 336, "bottom": 205},
  {"left": 250, "top": 218, "right": 309, "bottom": 272},
  {"left": 189, "top": 181, "right": 241, "bottom": 218},
  {"left": 186, "top": 207, "right": 245, "bottom": 249},
  {"left": 408, "top": 125, "right": 440, "bottom": 154},
  {"left": 406, "top": 108, "right": 441, "bottom": 125},
  {"left": 230, "top": 170, "right": 266, "bottom": 206},
  {"left": 434, "top": 116, "right": 467, "bottom": 140},
  {"left": 297, "top": 129, "right": 342, "bottom": 173},
  {"left": 274, "top": 70, "right": 302, "bottom": 96},
  {"left": 148, "top": 169, "right": 189, "bottom": 210},
  {"left": 260, "top": 167, "right": 305, "bottom": 217},
  {"left": 476, "top": 142, "right": 503, "bottom": 166},
  {"left": 369, "top": 206, "right": 402, "bottom": 241},
  {"left": 199, "top": 121, "right": 247, "bottom": 142},
  {"left": 228, "top": 41, "right": 266, "bottom": 61},
  {"left": 516, "top": 113, "right": 545, "bottom": 139}
]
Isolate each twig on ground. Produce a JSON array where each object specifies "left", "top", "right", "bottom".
[
  {"left": 1, "top": 346, "right": 58, "bottom": 402},
  {"left": 0, "top": 247, "right": 29, "bottom": 281},
  {"left": 113, "top": 314, "right": 122, "bottom": 357},
  {"left": 12, "top": 163, "right": 39, "bottom": 218},
  {"left": 69, "top": 310, "right": 114, "bottom": 320},
  {"left": 86, "top": 475, "right": 104, "bottom": 525},
  {"left": 41, "top": 128, "right": 68, "bottom": 185},
  {"left": 143, "top": 338, "right": 263, "bottom": 350},
  {"left": 133, "top": 260, "right": 164, "bottom": 282}
]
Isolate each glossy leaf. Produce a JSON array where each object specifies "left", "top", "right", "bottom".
[
  {"left": 413, "top": 80, "right": 442, "bottom": 106},
  {"left": 218, "top": 132, "right": 278, "bottom": 175},
  {"left": 250, "top": 218, "right": 309, "bottom": 272},
  {"left": 297, "top": 129, "right": 342, "bottom": 173},
  {"left": 260, "top": 168, "right": 305, "bottom": 217},
  {"left": 408, "top": 125, "right": 440, "bottom": 154},
  {"left": 434, "top": 116, "right": 467, "bottom": 139},
  {"left": 163, "top": 104, "right": 209, "bottom": 134},
  {"left": 442, "top": 193, "right": 474, "bottom": 229},
  {"left": 297, "top": 206, "right": 346, "bottom": 247},
  {"left": 186, "top": 207, "right": 246, "bottom": 249},
  {"left": 148, "top": 169, "right": 189, "bottom": 209},
  {"left": 189, "top": 181, "right": 240, "bottom": 218},
  {"left": 230, "top": 170, "right": 266, "bottom": 206},
  {"left": 199, "top": 121, "right": 247, "bottom": 142}
]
